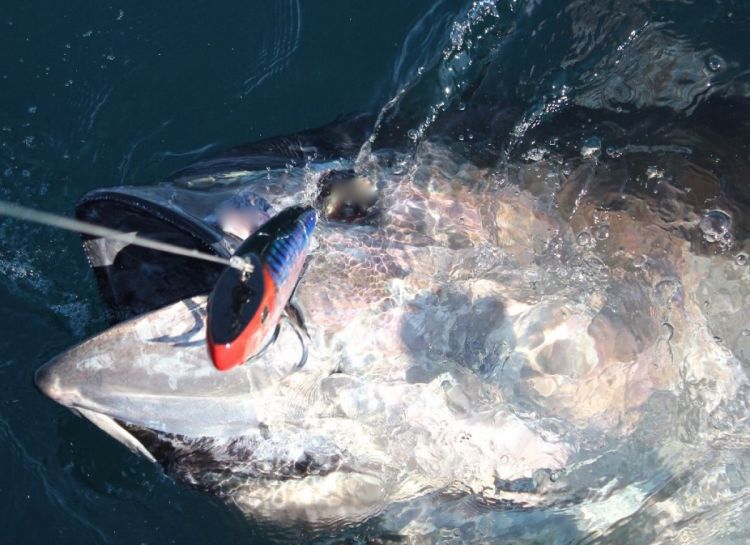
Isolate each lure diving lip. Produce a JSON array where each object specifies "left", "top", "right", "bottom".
[{"left": 206, "top": 205, "right": 317, "bottom": 371}]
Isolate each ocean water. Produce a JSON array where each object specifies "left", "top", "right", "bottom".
[{"left": 2, "top": 1, "right": 750, "bottom": 544}]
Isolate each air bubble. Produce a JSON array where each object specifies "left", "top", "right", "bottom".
[
  {"left": 661, "top": 322, "right": 674, "bottom": 342},
  {"left": 581, "top": 136, "right": 602, "bottom": 160},
  {"left": 699, "top": 209, "right": 732, "bottom": 244},
  {"left": 735, "top": 253, "right": 748, "bottom": 266},
  {"left": 606, "top": 146, "right": 623, "bottom": 158},
  {"left": 593, "top": 224, "right": 610, "bottom": 240},
  {"left": 646, "top": 166, "right": 663, "bottom": 180},
  {"left": 633, "top": 255, "right": 647, "bottom": 268},
  {"left": 707, "top": 54, "right": 724, "bottom": 72},
  {"left": 576, "top": 231, "right": 592, "bottom": 246},
  {"left": 407, "top": 129, "right": 418, "bottom": 141},
  {"left": 525, "top": 147, "right": 547, "bottom": 161},
  {"left": 742, "top": 329, "right": 750, "bottom": 337}
]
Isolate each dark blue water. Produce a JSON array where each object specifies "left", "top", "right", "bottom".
[
  {"left": 3, "top": 1, "right": 750, "bottom": 543},
  {"left": 0, "top": 2, "right": 442, "bottom": 543}
]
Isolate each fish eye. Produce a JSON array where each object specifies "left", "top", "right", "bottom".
[{"left": 316, "top": 169, "right": 378, "bottom": 223}]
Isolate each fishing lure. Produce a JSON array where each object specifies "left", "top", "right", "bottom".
[{"left": 206, "top": 206, "right": 317, "bottom": 371}]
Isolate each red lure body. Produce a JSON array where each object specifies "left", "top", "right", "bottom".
[{"left": 206, "top": 206, "right": 317, "bottom": 371}]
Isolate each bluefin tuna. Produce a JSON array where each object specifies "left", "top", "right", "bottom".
[{"left": 34, "top": 116, "right": 749, "bottom": 536}]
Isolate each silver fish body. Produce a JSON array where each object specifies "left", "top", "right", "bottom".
[{"left": 36, "top": 128, "right": 749, "bottom": 532}]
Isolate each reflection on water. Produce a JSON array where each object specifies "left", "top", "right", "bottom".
[
  {"left": 346, "top": 139, "right": 747, "bottom": 543},
  {"left": 345, "top": 1, "right": 750, "bottom": 541}
]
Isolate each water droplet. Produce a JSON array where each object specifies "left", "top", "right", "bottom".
[
  {"left": 646, "top": 166, "right": 663, "bottom": 180},
  {"left": 735, "top": 253, "right": 748, "bottom": 266},
  {"left": 633, "top": 255, "right": 647, "bottom": 268},
  {"left": 581, "top": 136, "right": 602, "bottom": 160},
  {"left": 699, "top": 209, "right": 732, "bottom": 243},
  {"left": 707, "top": 54, "right": 724, "bottom": 72},
  {"left": 525, "top": 147, "right": 547, "bottom": 161},
  {"left": 661, "top": 322, "right": 674, "bottom": 342},
  {"left": 458, "top": 102, "right": 466, "bottom": 111},
  {"left": 606, "top": 146, "right": 623, "bottom": 158},
  {"left": 458, "top": 134, "right": 465, "bottom": 141},
  {"left": 593, "top": 224, "right": 610, "bottom": 240},
  {"left": 549, "top": 470, "right": 560, "bottom": 482},
  {"left": 576, "top": 231, "right": 592, "bottom": 246},
  {"left": 499, "top": 454, "right": 509, "bottom": 464}
]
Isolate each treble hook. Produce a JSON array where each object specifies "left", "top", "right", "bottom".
[
  {"left": 281, "top": 313, "right": 309, "bottom": 370},
  {"left": 243, "top": 307, "right": 309, "bottom": 370}
]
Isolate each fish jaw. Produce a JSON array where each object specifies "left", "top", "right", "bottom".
[{"left": 33, "top": 296, "right": 307, "bottom": 437}]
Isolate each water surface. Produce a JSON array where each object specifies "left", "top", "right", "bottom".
[{"left": 2, "top": 1, "right": 750, "bottom": 544}]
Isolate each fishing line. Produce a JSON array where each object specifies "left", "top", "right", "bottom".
[{"left": 0, "top": 199, "right": 253, "bottom": 273}]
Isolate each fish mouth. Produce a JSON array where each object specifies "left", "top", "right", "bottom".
[
  {"left": 34, "top": 364, "right": 156, "bottom": 462},
  {"left": 34, "top": 358, "right": 344, "bottom": 483}
]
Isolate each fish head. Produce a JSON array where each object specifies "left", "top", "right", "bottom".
[{"left": 36, "top": 142, "right": 745, "bottom": 526}]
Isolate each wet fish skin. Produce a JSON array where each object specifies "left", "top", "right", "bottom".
[{"left": 35, "top": 139, "right": 748, "bottom": 529}]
